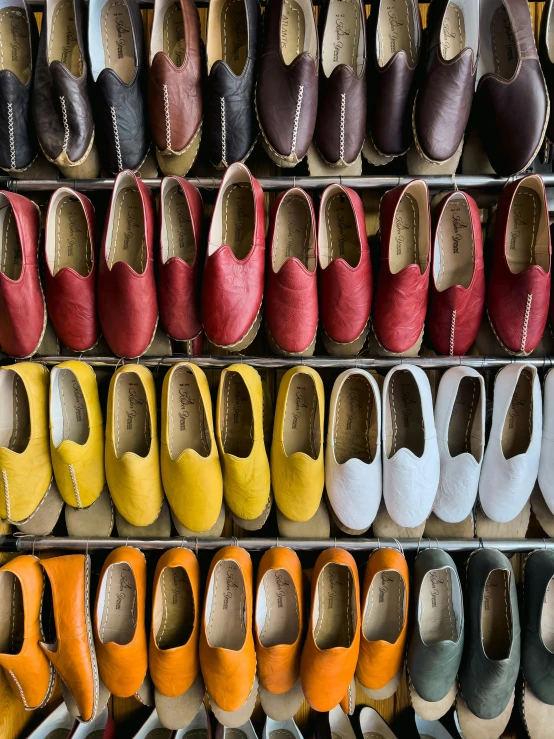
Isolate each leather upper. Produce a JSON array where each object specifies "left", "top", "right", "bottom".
[
  {"left": 522, "top": 550, "right": 554, "bottom": 705},
  {"left": 539, "top": 367, "right": 554, "bottom": 514}
]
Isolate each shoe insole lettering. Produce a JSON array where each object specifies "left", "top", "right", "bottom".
[
  {"left": 221, "top": 184, "right": 255, "bottom": 260},
  {"left": 390, "top": 192, "right": 419, "bottom": 275},
  {"left": 491, "top": 5, "right": 516, "bottom": 79},
  {"left": 258, "top": 568, "right": 299, "bottom": 647},
  {"left": 314, "top": 563, "right": 354, "bottom": 649},
  {"left": 541, "top": 576, "right": 554, "bottom": 651},
  {"left": 323, "top": 193, "right": 360, "bottom": 268},
  {"left": 168, "top": 367, "right": 209, "bottom": 458},
  {"left": 506, "top": 187, "right": 546, "bottom": 274},
  {"left": 0, "top": 571, "right": 23, "bottom": 655},
  {"left": 0, "top": 202, "right": 22, "bottom": 280},
  {"left": 114, "top": 373, "right": 150, "bottom": 458},
  {"left": 163, "top": 1, "right": 185, "bottom": 65},
  {"left": 52, "top": 196, "right": 91, "bottom": 277},
  {"left": 163, "top": 186, "right": 195, "bottom": 265},
  {"left": 363, "top": 569, "right": 404, "bottom": 643},
  {"left": 388, "top": 371, "right": 424, "bottom": 458},
  {"left": 221, "top": 0, "right": 247, "bottom": 74},
  {"left": 435, "top": 196, "right": 473, "bottom": 290},
  {"left": 99, "top": 563, "right": 137, "bottom": 645},
  {"left": 420, "top": 567, "right": 457, "bottom": 645},
  {"left": 155, "top": 566, "right": 194, "bottom": 649},
  {"left": 281, "top": 0, "right": 305, "bottom": 65},
  {"left": 0, "top": 373, "right": 30, "bottom": 452},
  {"left": 108, "top": 187, "right": 145, "bottom": 273},
  {"left": 221, "top": 371, "right": 253, "bottom": 458},
  {"left": 482, "top": 568, "right": 511, "bottom": 660},
  {"left": 101, "top": 0, "right": 135, "bottom": 83},
  {"left": 283, "top": 375, "right": 319, "bottom": 458},
  {"left": 441, "top": 2, "right": 465, "bottom": 60},
  {"left": 56, "top": 368, "right": 89, "bottom": 445},
  {"left": 273, "top": 194, "right": 315, "bottom": 272},
  {"left": 322, "top": 0, "right": 361, "bottom": 76},
  {"left": 48, "top": 0, "right": 82, "bottom": 76},
  {"left": 206, "top": 560, "right": 246, "bottom": 650},
  {"left": 334, "top": 374, "right": 376, "bottom": 465},
  {"left": 501, "top": 369, "right": 532, "bottom": 459},
  {"left": 377, "top": 0, "right": 416, "bottom": 67},
  {"left": 448, "top": 376, "right": 480, "bottom": 458},
  {"left": 0, "top": 7, "right": 30, "bottom": 82}
]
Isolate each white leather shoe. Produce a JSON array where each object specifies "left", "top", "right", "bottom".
[
  {"left": 326, "top": 369, "right": 382, "bottom": 534},
  {"left": 539, "top": 367, "right": 554, "bottom": 514},
  {"left": 359, "top": 707, "right": 398, "bottom": 739},
  {"left": 26, "top": 704, "right": 73, "bottom": 738},
  {"left": 263, "top": 717, "right": 303, "bottom": 739},
  {"left": 382, "top": 365, "right": 440, "bottom": 528},
  {"left": 433, "top": 367, "right": 485, "bottom": 523},
  {"left": 69, "top": 707, "right": 111, "bottom": 737},
  {"left": 479, "top": 363, "right": 542, "bottom": 523}
]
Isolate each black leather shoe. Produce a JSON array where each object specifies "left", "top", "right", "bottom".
[
  {"left": 0, "top": 0, "right": 38, "bottom": 172},
  {"left": 204, "top": 0, "right": 260, "bottom": 168},
  {"left": 87, "top": 0, "right": 149, "bottom": 172},
  {"left": 522, "top": 549, "right": 554, "bottom": 705}
]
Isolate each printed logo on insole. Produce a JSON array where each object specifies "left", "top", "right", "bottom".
[
  {"left": 483, "top": 578, "right": 499, "bottom": 612},
  {"left": 332, "top": 13, "right": 351, "bottom": 65},
  {"left": 333, "top": 200, "right": 353, "bottom": 257},
  {"left": 113, "top": 12, "right": 131, "bottom": 60},
  {"left": 393, "top": 211, "right": 410, "bottom": 257},
  {"left": 285, "top": 212, "right": 303, "bottom": 258},
  {"left": 123, "top": 205, "right": 141, "bottom": 251},
  {"left": 507, "top": 390, "right": 525, "bottom": 430},
  {"left": 386, "top": 6, "right": 404, "bottom": 57},
  {"left": 232, "top": 385, "right": 248, "bottom": 424},
  {"left": 378, "top": 572, "right": 395, "bottom": 603},
  {"left": 60, "top": 15, "right": 77, "bottom": 67},
  {"left": 291, "top": 385, "right": 308, "bottom": 430},
  {"left": 441, "top": 21, "right": 457, "bottom": 57},
  {"left": 66, "top": 208, "right": 83, "bottom": 258},
  {"left": 502, "top": 15, "right": 515, "bottom": 64},
  {"left": 71, "top": 377, "right": 85, "bottom": 423},
  {"left": 7, "top": 13, "right": 27, "bottom": 62},
  {"left": 223, "top": 567, "right": 240, "bottom": 610},
  {"left": 178, "top": 382, "right": 195, "bottom": 432},
  {"left": 281, "top": 10, "right": 290, "bottom": 48},
  {"left": 346, "top": 390, "right": 363, "bottom": 432},
  {"left": 399, "top": 382, "right": 416, "bottom": 429},
  {"left": 327, "top": 565, "right": 341, "bottom": 609},
  {"left": 509, "top": 206, "right": 528, "bottom": 251},
  {"left": 449, "top": 207, "right": 468, "bottom": 256},
  {"left": 126, "top": 382, "right": 144, "bottom": 430},
  {"left": 274, "top": 570, "right": 290, "bottom": 608},
  {"left": 171, "top": 568, "right": 188, "bottom": 605},
  {"left": 115, "top": 566, "right": 133, "bottom": 610},
  {"left": 173, "top": 19, "right": 185, "bottom": 65},
  {"left": 232, "top": 193, "right": 249, "bottom": 248},
  {"left": 11, "top": 239, "right": 21, "bottom": 267},
  {"left": 429, "top": 571, "right": 445, "bottom": 608},
  {"left": 174, "top": 201, "right": 192, "bottom": 252}
]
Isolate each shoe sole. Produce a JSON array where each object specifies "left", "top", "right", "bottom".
[
  {"left": 259, "top": 678, "right": 304, "bottom": 721},
  {"left": 210, "top": 675, "right": 258, "bottom": 728},
  {"left": 40, "top": 133, "right": 101, "bottom": 179},
  {"left": 359, "top": 666, "right": 403, "bottom": 700},
  {"left": 322, "top": 321, "right": 370, "bottom": 357},
  {"left": 409, "top": 676, "right": 458, "bottom": 721},
  {"left": 455, "top": 689, "right": 514, "bottom": 739},
  {"left": 371, "top": 325, "right": 424, "bottom": 357},
  {"left": 156, "top": 123, "right": 202, "bottom": 177},
  {"left": 155, "top": 674, "right": 206, "bottom": 730},
  {"left": 520, "top": 680, "right": 554, "bottom": 739},
  {"left": 486, "top": 307, "right": 533, "bottom": 356},
  {"left": 230, "top": 494, "right": 272, "bottom": 532},
  {"left": 208, "top": 302, "right": 262, "bottom": 352},
  {"left": 171, "top": 501, "right": 226, "bottom": 538},
  {"left": 12, "top": 477, "right": 64, "bottom": 535},
  {"left": 266, "top": 324, "right": 317, "bottom": 357}
]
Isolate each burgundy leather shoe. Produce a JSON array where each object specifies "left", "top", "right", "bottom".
[
  {"left": 427, "top": 191, "right": 485, "bottom": 356},
  {"left": 488, "top": 174, "right": 551, "bottom": 355},
  {"left": 201, "top": 163, "right": 265, "bottom": 350},
  {"left": 266, "top": 188, "right": 318, "bottom": 355},
  {"left": 317, "top": 185, "right": 372, "bottom": 355},
  {"left": 44, "top": 188, "right": 99, "bottom": 352},
  {"left": 98, "top": 170, "right": 158, "bottom": 358},
  {"left": 158, "top": 176, "right": 203, "bottom": 348},
  {"left": 372, "top": 180, "right": 431, "bottom": 355},
  {"left": 0, "top": 191, "right": 45, "bottom": 358}
]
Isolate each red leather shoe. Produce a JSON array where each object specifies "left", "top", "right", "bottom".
[
  {"left": 44, "top": 188, "right": 100, "bottom": 352},
  {"left": 372, "top": 180, "right": 431, "bottom": 355},
  {"left": 158, "top": 176, "right": 203, "bottom": 347},
  {"left": 201, "top": 164, "right": 265, "bottom": 350},
  {"left": 488, "top": 174, "right": 551, "bottom": 355},
  {"left": 265, "top": 188, "right": 318, "bottom": 355},
  {"left": 0, "top": 191, "right": 45, "bottom": 358},
  {"left": 427, "top": 191, "right": 485, "bottom": 356},
  {"left": 98, "top": 171, "right": 158, "bottom": 358},
  {"left": 317, "top": 185, "right": 372, "bottom": 355}
]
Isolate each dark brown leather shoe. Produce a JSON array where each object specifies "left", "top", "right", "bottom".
[
  {"left": 414, "top": 0, "right": 478, "bottom": 163},
  {"left": 257, "top": 0, "right": 318, "bottom": 167},
  {"left": 366, "top": 0, "right": 422, "bottom": 157},
  {"left": 476, "top": 0, "right": 548, "bottom": 176},
  {"left": 539, "top": 0, "right": 554, "bottom": 145},
  {"left": 314, "top": 0, "right": 366, "bottom": 166}
]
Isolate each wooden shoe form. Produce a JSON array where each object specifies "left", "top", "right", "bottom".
[
  {"left": 475, "top": 501, "right": 531, "bottom": 539},
  {"left": 454, "top": 690, "right": 514, "bottom": 739},
  {"left": 65, "top": 485, "right": 114, "bottom": 537},
  {"left": 424, "top": 513, "right": 475, "bottom": 540},
  {"left": 372, "top": 502, "right": 426, "bottom": 539}
]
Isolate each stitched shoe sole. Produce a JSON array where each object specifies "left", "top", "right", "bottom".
[
  {"left": 42, "top": 134, "right": 101, "bottom": 179},
  {"left": 409, "top": 676, "right": 458, "bottom": 721},
  {"left": 455, "top": 689, "right": 514, "bottom": 739},
  {"left": 171, "top": 502, "right": 226, "bottom": 538},
  {"left": 210, "top": 676, "right": 259, "bottom": 729},
  {"left": 13, "top": 477, "right": 64, "bottom": 535},
  {"left": 266, "top": 325, "right": 317, "bottom": 357},
  {"left": 155, "top": 673, "right": 206, "bottom": 730},
  {"left": 486, "top": 307, "right": 533, "bottom": 357},
  {"left": 371, "top": 325, "right": 424, "bottom": 357},
  {"left": 156, "top": 123, "right": 202, "bottom": 177},
  {"left": 322, "top": 321, "right": 370, "bottom": 357},
  {"left": 230, "top": 494, "right": 273, "bottom": 532},
  {"left": 359, "top": 667, "right": 403, "bottom": 701},
  {"left": 208, "top": 303, "right": 262, "bottom": 352},
  {"left": 259, "top": 678, "right": 304, "bottom": 721}
]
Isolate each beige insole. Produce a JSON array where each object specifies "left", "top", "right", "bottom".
[
  {"left": 324, "top": 193, "right": 360, "bottom": 268},
  {"left": 0, "top": 7, "right": 30, "bottom": 82},
  {"left": 541, "top": 576, "right": 554, "bottom": 651},
  {"left": 482, "top": 569, "right": 511, "bottom": 660},
  {"left": 56, "top": 368, "right": 89, "bottom": 445},
  {"left": 163, "top": 1, "right": 185, "bottom": 65},
  {"left": 52, "top": 196, "right": 91, "bottom": 277},
  {"left": 0, "top": 374, "right": 30, "bottom": 452},
  {"left": 283, "top": 374, "right": 319, "bottom": 458},
  {"left": 420, "top": 568, "right": 457, "bottom": 645},
  {"left": 506, "top": 188, "right": 547, "bottom": 273},
  {"left": 48, "top": 0, "right": 82, "bottom": 75},
  {"left": 501, "top": 369, "right": 532, "bottom": 459},
  {"left": 321, "top": 0, "right": 360, "bottom": 76},
  {"left": 155, "top": 566, "right": 194, "bottom": 650},
  {"left": 281, "top": 0, "right": 305, "bottom": 65},
  {"left": 314, "top": 563, "right": 354, "bottom": 649},
  {"left": 435, "top": 197, "right": 473, "bottom": 290},
  {"left": 107, "top": 187, "right": 145, "bottom": 273},
  {"left": 258, "top": 568, "right": 299, "bottom": 647},
  {"left": 448, "top": 376, "right": 480, "bottom": 457},
  {"left": 390, "top": 193, "right": 419, "bottom": 275},
  {"left": 220, "top": 371, "right": 253, "bottom": 458},
  {"left": 363, "top": 570, "right": 404, "bottom": 643},
  {"left": 441, "top": 2, "right": 465, "bottom": 60},
  {"left": 0, "top": 571, "right": 23, "bottom": 655},
  {"left": 168, "top": 367, "right": 209, "bottom": 458},
  {"left": 0, "top": 204, "right": 22, "bottom": 280},
  {"left": 145, "top": 730, "right": 171, "bottom": 739},
  {"left": 491, "top": 5, "right": 517, "bottom": 79},
  {"left": 45, "top": 732, "right": 71, "bottom": 739},
  {"left": 102, "top": 0, "right": 135, "bottom": 83},
  {"left": 114, "top": 373, "right": 150, "bottom": 458},
  {"left": 226, "top": 732, "right": 248, "bottom": 739},
  {"left": 387, "top": 371, "right": 424, "bottom": 458},
  {"left": 220, "top": 0, "right": 247, "bottom": 74},
  {"left": 206, "top": 560, "right": 245, "bottom": 650},
  {"left": 99, "top": 562, "right": 137, "bottom": 645},
  {"left": 273, "top": 195, "right": 315, "bottom": 272},
  {"left": 221, "top": 184, "right": 254, "bottom": 260},
  {"left": 87, "top": 732, "right": 105, "bottom": 739},
  {"left": 334, "top": 375, "right": 375, "bottom": 465},
  {"left": 163, "top": 187, "right": 195, "bottom": 265},
  {"left": 377, "top": 0, "right": 416, "bottom": 66}
]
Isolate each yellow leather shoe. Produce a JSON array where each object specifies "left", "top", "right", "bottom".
[
  {"left": 0, "top": 362, "right": 51, "bottom": 523},
  {"left": 161, "top": 362, "right": 223, "bottom": 533},
  {"left": 105, "top": 365, "right": 164, "bottom": 527},
  {"left": 50, "top": 360, "right": 105, "bottom": 509},
  {"left": 271, "top": 366, "right": 325, "bottom": 522},
  {"left": 216, "top": 364, "right": 270, "bottom": 522}
]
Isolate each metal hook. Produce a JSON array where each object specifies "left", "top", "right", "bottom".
[
  {"left": 195, "top": 537, "right": 199, "bottom": 558},
  {"left": 377, "top": 537, "right": 381, "bottom": 550},
  {"left": 416, "top": 536, "right": 423, "bottom": 556},
  {"left": 32, "top": 537, "right": 36, "bottom": 557},
  {"left": 391, "top": 537, "right": 404, "bottom": 557},
  {"left": 85, "top": 539, "right": 90, "bottom": 558},
  {"left": 479, "top": 537, "right": 484, "bottom": 549},
  {"left": 180, "top": 536, "right": 186, "bottom": 549},
  {"left": 452, "top": 173, "right": 459, "bottom": 192}
]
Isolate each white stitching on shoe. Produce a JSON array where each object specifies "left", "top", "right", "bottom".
[
  {"left": 450, "top": 310, "right": 457, "bottom": 356},
  {"left": 7, "top": 103, "right": 15, "bottom": 170},
  {"left": 163, "top": 84, "right": 171, "bottom": 151},
  {"left": 2, "top": 470, "right": 10, "bottom": 521},
  {"left": 110, "top": 106, "right": 123, "bottom": 172},
  {"left": 8, "top": 670, "right": 29, "bottom": 709},
  {"left": 339, "top": 93, "right": 345, "bottom": 162},
  {"left": 60, "top": 96, "right": 69, "bottom": 154},
  {"left": 69, "top": 465, "right": 82, "bottom": 509},
  {"left": 521, "top": 294, "right": 533, "bottom": 353},
  {"left": 220, "top": 97, "right": 227, "bottom": 167},
  {"left": 291, "top": 86, "right": 304, "bottom": 155}
]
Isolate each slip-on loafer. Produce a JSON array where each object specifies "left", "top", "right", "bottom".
[
  {"left": 539, "top": 367, "right": 554, "bottom": 514},
  {"left": 522, "top": 549, "right": 554, "bottom": 704}
]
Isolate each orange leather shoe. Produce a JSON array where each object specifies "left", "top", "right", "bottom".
[
  {"left": 40, "top": 554, "right": 106, "bottom": 722},
  {"left": 300, "top": 548, "right": 360, "bottom": 712},
  {"left": 93, "top": 546, "right": 148, "bottom": 698},
  {"left": 0, "top": 555, "right": 55, "bottom": 709},
  {"left": 356, "top": 548, "right": 409, "bottom": 699}
]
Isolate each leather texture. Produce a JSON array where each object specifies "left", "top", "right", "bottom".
[
  {"left": 0, "top": 555, "right": 54, "bottom": 710},
  {"left": 539, "top": 367, "right": 554, "bottom": 514},
  {"left": 0, "top": 191, "right": 44, "bottom": 358},
  {"left": 161, "top": 362, "right": 223, "bottom": 533},
  {"left": 522, "top": 549, "right": 554, "bottom": 705},
  {"left": 44, "top": 189, "right": 99, "bottom": 352},
  {"left": 540, "top": 0, "right": 554, "bottom": 143},
  {"left": 0, "top": 362, "right": 51, "bottom": 522},
  {"left": 459, "top": 548, "right": 521, "bottom": 720},
  {"left": 93, "top": 546, "right": 147, "bottom": 698},
  {"left": 49, "top": 361, "right": 105, "bottom": 508},
  {"left": 300, "top": 548, "right": 360, "bottom": 711}
]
